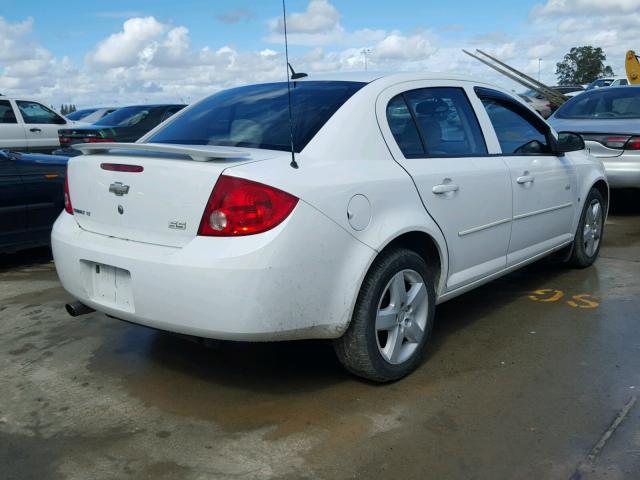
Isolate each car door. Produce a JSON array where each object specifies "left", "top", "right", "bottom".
[
  {"left": 15, "top": 100, "right": 67, "bottom": 153},
  {"left": 474, "top": 87, "right": 577, "bottom": 265},
  {"left": 0, "top": 99, "right": 27, "bottom": 151},
  {"left": 14, "top": 156, "right": 66, "bottom": 240},
  {"left": 377, "top": 81, "right": 513, "bottom": 290},
  {"left": 0, "top": 153, "right": 27, "bottom": 249}
]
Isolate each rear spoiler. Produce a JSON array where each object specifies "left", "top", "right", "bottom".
[{"left": 74, "top": 142, "right": 251, "bottom": 162}]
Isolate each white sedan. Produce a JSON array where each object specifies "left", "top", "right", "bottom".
[{"left": 52, "top": 73, "right": 608, "bottom": 382}]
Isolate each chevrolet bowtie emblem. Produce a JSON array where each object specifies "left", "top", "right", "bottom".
[{"left": 109, "top": 182, "right": 130, "bottom": 196}]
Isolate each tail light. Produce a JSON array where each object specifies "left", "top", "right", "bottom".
[
  {"left": 59, "top": 134, "right": 115, "bottom": 145},
  {"left": 100, "top": 163, "right": 144, "bottom": 172},
  {"left": 198, "top": 175, "right": 298, "bottom": 236},
  {"left": 64, "top": 174, "right": 73, "bottom": 214},
  {"left": 624, "top": 136, "right": 640, "bottom": 150},
  {"left": 582, "top": 134, "right": 630, "bottom": 149}
]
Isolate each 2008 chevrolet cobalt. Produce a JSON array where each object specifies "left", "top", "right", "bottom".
[{"left": 52, "top": 73, "right": 608, "bottom": 381}]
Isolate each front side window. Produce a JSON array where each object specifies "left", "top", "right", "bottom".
[
  {"left": 480, "top": 98, "right": 551, "bottom": 154},
  {"left": 386, "top": 87, "right": 487, "bottom": 158},
  {"left": 0, "top": 100, "right": 17, "bottom": 124},
  {"left": 16, "top": 101, "right": 65, "bottom": 125},
  {"left": 148, "top": 81, "right": 365, "bottom": 152}
]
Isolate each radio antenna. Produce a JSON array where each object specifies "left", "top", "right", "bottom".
[{"left": 282, "top": 0, "right": 299, "bottom": 169}]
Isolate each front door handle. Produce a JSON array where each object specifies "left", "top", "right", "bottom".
[
  {"left": 432, "top": 183, "right": 460, "bottom": 194},
  {"left": 29, "top": 128, "right": 42, "bottom": 133},
  {"left": 516, "top": 174, "right": 534, "bottom": 184}
]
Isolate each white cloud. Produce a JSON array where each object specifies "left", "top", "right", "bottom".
[
  {"left": 532, "top": 0, "right": 640, "bottom": 17},
  {"left": 0, "top": 17, "right": 37, "bottom": 62},
  {"left": 1, "top": 0, "right": 638, "bottom": 108},
  {"left": 272, "top": 0, "right": 340, "bottom": 34},
  {"left": 88, "top": 17, "right": 166, "bottom": 68}
]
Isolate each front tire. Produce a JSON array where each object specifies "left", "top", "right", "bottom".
[
  {"left": 567, "top": 187, "right": 605, "bottom": 268},
  {"left": 333, "top": 248, "right": 435, "bottom": 382}
]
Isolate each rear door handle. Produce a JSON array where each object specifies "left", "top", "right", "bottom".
[
  {"left": 517, "top": 174, "right": 534, "bottom": 184},
  {"left": 29, "top": 128, "right": 42, "bottom": 133},
  {"left": 432, "top": 183, "right": 459, "bottom": 194}
]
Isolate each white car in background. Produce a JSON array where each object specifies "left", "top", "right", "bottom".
[
  {"left": 52, "top": 73, "right": 608, "bottom": 382},
  {"left": 519, "top": 94, "right": 552, "bottom": 118},
  {"left": 585, "top": 78, "right": 629, "bottom": 90},
  {"left": 0, "top": 95, "right": 72, "bottom": 153}
]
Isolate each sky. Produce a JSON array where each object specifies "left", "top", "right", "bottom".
[{"left": 1, "top": 0, "right": 638, "bottom": 108}]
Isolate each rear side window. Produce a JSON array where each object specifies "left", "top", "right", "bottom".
[
  {"left": 386, "top": 87, "right": 487, "bottom": 158},
  {"left": 386, "top": 96, "right": 423, "bottom": 156},
  {"left": 0, "top": 100, "right": 17, "bottom": 124},
  {"left": 480, "top": 98, "right": 551, "bottom": 154},
  {"left": 149, "top": 81, "right": 365, "bottom": 152}
]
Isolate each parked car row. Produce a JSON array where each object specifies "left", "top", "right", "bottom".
[
  {"left": 0, "top": 94, "right": 186, "bottom": 154},
  {"left": 55, "top": 104, "right": 185, "bottom": 156}
]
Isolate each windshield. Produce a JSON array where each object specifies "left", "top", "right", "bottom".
[
  {"left": 554, "top": 88, "right": 640, "bottom": 119},
  {"left": 66, "top": 109, "right": 98, "bottom": 121},
  {"left": 97, "top": 106, "right": 151, "bottom": 127},
  {"left": 148, "top": 81, "right": 366, "bottom": 152}
]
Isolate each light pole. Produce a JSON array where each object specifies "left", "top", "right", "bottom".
[
  {"left": 538, "top": 58, "right": 542, "bottom": 81},
  {"left": 362, "top": 48, "right": 372, "bottom": 71}
]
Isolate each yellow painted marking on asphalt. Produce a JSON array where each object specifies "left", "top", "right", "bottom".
[
  {"left": 567, "top": 294, "right": 600, "bottom": 309},
  {"left": 528, "top": 289, "right": 565, "bottom": 303}
]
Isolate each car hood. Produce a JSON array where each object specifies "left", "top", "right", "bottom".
[{"left": 548, "top": 117, "right": 640, "bottom": 135}]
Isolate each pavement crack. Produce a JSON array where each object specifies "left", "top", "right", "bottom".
[{"left": 569, "top": 396, "right": 637, "bottom": 480}]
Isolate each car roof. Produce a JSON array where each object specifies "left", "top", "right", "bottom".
[
  {"left": 118, "top": 104, "right": 186, "bottom": 108},
  {"left": 295, "top": 71, "right": 477, "bottom": 84}
]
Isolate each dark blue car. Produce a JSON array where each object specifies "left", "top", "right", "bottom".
[{"left": 0, "top": 150, "right": 68, "bottom": 253}]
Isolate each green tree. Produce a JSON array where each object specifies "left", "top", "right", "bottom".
[{"left": 556, "top": 46, "right": 614, "bottom": 85}]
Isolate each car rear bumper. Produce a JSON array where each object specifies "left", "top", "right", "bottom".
[
  {"left": 602, "top": 158, "right": 640, "bottom": 188},
  {"left": 51, "top": 202, "right": 375, "bottom": 341}
]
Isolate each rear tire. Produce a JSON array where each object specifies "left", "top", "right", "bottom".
[
  {"left": 333, "top": 248, "right": 435, "bottom": 382},
  {"left": 567, "top": 187, "right": 605, "bottom": 268}
]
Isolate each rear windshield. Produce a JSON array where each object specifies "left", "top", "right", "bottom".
[
  {"left": 98, "top": 106, "right": 152, "bottom": 127},
  {"left": 554, "top": 88, "right": 640, "bottom": 119},
  {"left": 148, "top": 81, "right": 366, "bottom": 152},
  {"left": 586, "top": 79, "right": 613, "bottom": 90},
  {"left": 66, "top": 109, "right": 98, "bottom": 121}
]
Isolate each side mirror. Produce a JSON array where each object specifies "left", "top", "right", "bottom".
[{"left": 557, "top": 132, "right": 585, "bottom": 153}]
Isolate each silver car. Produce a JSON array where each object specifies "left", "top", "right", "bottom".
[
  {"left": 519, "top": 94, "right": 552, "bottom": 118},
  {"left": 549, "top": 86, "right": 640, "bottom": 188}
]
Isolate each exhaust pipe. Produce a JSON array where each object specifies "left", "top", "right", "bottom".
[{"left": 65, "top": 302, "right": 95, "bottom": 317}]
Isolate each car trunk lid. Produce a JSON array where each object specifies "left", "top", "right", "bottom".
[{"left": 67, "top": 143, "right": 277, "bottom": 247}]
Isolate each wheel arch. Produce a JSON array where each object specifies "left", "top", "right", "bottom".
[
  {"left": 376, "top": 230, "right": 447, "bottom": 296},
  {"left": 591, "top": 178, "right": 610, "bottom": 215}
]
